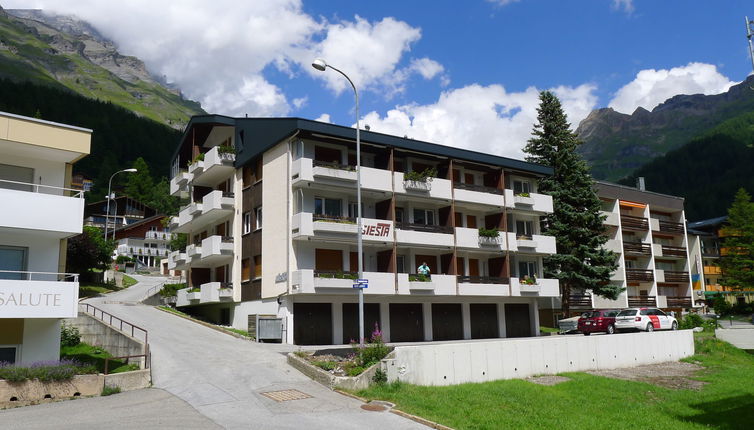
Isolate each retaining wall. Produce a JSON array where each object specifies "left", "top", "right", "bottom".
[
  {"left": 65, "top": 313, "right": 145, "bottom": 367},
  {"left": 287, "top": 353, "right": 380, "bottom": 391},
  {"left": 383, "top": 330, "right": 695, "bottom": 386}
]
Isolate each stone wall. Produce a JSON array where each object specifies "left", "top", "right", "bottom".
[{"left": 65, "top": 313, "right": 146, "bottom": 367}]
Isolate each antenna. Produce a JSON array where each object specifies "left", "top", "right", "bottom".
[{"left": 747, "top": 16, "right": 754, "bottom": 73}]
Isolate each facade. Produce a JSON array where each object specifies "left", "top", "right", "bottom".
[
  {"left": 0, "top": 111, "right": 91, "bottom": 364},
  {"left": 84, "top": 195, "right": 156, "bottom": 231},
  {"left": 168, "top": 116, "right": 559, "bottom": 345},
  {"left": 113, "top": 214, "right": 172, "bottom": 268}
]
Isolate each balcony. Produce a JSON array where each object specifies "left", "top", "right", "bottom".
[
  {"left": 169, "top": 171, "right": 192, "bottom": 197},
  {"left": 626, "top": 269, "right": 653, "bottom": 282},
  {"left": 395, "top": 223, "right": 454, "bottom": 247},
  {"left": 394, "top": 172, "right": 452, "bottom": 200},
  {"left": 192, "top": 146, "right": 236, "bottom": 187},
  {"left": 458, "top": 276, "right": 510, "bottom": 296},
  {"left": 601, "top": 211, "right": 620, "bottom": 226},
  {"left": 0, "top": 180, "right": 84, "bottom": 238},
  {"left": 620, "top": 215, "right": 649, "bottom": 231},
  {"left": 628, "top": 295, "right": 656, "bottom": 307},
  {"left": 662, "top": 270, "right": 690, "bottom": 283},
  {"left": 186, "top": 243, "right": 202, "bottom": 261},
  {"left": 455, "top": 227, "right": 505, "bottom": 251},
  {"left": 623, "top": 241, "right": 651, "bottom": 256},
  {"left": 167, "top": 250, "right": 187, "bottom": 270},
  {"left": 0, "top": 271, "right": 79, "bottom": 318},
  {"left": 512, "top": 277, "right": 559, "bottom": 296},
  {"left": 453, "top": 182, "right": 504, "bottom": 207},
  {"left": 191, "top": 235, "right": 234, "bottom": 267},
  {"left": 145, "top": 231, "right": 171, "bottom": 241},
  {"left": 199, "top": 282, "right": 233, "bottom": 303},
  {"left": 665, "top": 296, "right": 693, "bottom": 308},
  {"left": 397, "top": 273, "right": 456, "bottom": 295},
  {"left": 660, "top": 245, "right": 687, "bottom": 258},
  {"left": 504, "top": 190, "right": 553, "bottom": 214},
  {"left": 515, "top": 234, "right": 557, "bottom": 254},
  {"left": 172, "top": 190, "right": 234, "bottom": 233},
  {"left": 656, "top": 220, "right": 685, "bottom": 235},
  {"left": 291, "top": 157, "right": 364, "bottom": 188},
  {"left": 569, "top": 293, "right": 593, "bottom": 308},
  {"left": 290, "top": 270, "right": 395, "bottom": 295},
  {"left": 703, "top": 265, "right": 721, "bottom": 276},
  {"left": 291, "top": 213, "right": 394, "bottom": 243}
]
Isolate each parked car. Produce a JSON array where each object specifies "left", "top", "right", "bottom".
[
  {"left": 578, "top": 309, "right": 620, "bottom": 335},
  {"left": 557, "top": 316, "right": 581, "bottom": 334},
  {"left": 614, "top": 308, "right": 678, "bottom": 332}
]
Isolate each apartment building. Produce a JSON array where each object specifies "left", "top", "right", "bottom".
[
  {"left": 113, "top": 214, "right": 172, "bottom": 268},
  {"left": 0, "top": 111, "right": 91, "bottom": 364},
  {"left": 84, "top": 195, "right": 156, "bottom": 231},
  {"left": 168, "top": 116, "right": 559, "bottom": 345}
]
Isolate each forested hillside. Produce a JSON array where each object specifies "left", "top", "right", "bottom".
[{"left": 0, "top": 78, "right": 182, "bottom": 200}]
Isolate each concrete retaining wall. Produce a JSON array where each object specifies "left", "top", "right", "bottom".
[
  {"left": 287, "top": 353, "right": 379, "bottom": 391},
  {"left": 383, "top": 330, "right": 695, "bottom": 386},
  {"left": 65, "top": 314, "right": 146, "bottom": 368},
  {"left": 103, "top": 369, "right": 151, "bottom": 392}
]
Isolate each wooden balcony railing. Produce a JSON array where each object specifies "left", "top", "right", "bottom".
[
  {"left": 397, "top": 222, "right": 453, "bottom": 234},
  {"left": 661, "top": 245, "right": 687, "bottom": 257},
  {"left": 658, "top": 220, "right": 685, "bottom": 234},
  {"left": 628, "top": 295, "right": 656, "bottom": 307},
  {"left": 703, "top": 265, "right": 721, "bottom": 275},
  {"left": 457, "top": 275, "right": 509, "bottom": 284},
  {"left": 569, "top": 294, "right": 593, "bottom": 307},
  {"left": 623, "top": 241, "right": 651, "bottom": 255},
  {"left": 666, "top": 296, "right": 693, "bottom": 307},
  {"left": 663, "top": 271, "right": 690, "bottom": 283},
  {"left": 626, "top": 269, "right": 654, "bottom": 282},
  {"left": 621, "top": 215, "right": 649, "bottom": 231},
  {"left": 453, "top": 182, "right": 504, "bottom": 195}
]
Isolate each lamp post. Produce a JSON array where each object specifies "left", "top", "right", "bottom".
[
  {"left": 104, "top": 168, "right": 137, "bottom": 240},
  {"left": 312, "top": 58, "right": 366, "bottom": 345}
]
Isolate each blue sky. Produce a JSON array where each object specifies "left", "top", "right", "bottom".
[{"left": 7, "top": 0, "right": 753, "bottom": 159}]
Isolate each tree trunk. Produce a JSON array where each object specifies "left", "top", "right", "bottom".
[{"left": 561, "top": 282, "right": 571, "bottom": 318}]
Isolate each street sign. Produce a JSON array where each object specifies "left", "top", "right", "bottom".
[{"left": 353, "top": 279, "right": 368, "bottom": 289}]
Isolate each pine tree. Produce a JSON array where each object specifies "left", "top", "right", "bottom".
[
  {"left": 719, "top": 188, "right": 754, "bottom": 290},
  {"left": 524, "top": 91, "right": 620, "bottom": 316},
  {"left": 124, "top": 157, "right": 154, "bottom": 203}
]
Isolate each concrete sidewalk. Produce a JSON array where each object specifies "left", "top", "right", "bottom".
[{"left": 716, "top": 327, "right": 754, "bottom": 350}]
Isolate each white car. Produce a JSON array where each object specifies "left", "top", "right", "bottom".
[{"left": 614, "top": 308, "right": 678, "bottom": 332}]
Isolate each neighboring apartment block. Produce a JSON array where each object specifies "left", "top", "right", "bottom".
[
  {"left": 0, "top": 111, "right": 91, "bottom": 364},
  {"left": 168, "top": 116, "right": 559, "bottom": 345},
  {"left": 113, "top": 214, "right": 171, "bottom": 268}
]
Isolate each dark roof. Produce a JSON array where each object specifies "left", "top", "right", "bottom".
[
  {"left": 112, "top": 214, "right": 166, "bottom": 234},
  {"left": 173, "top": 115, "right": 553, "bottom": 176},
  {"left": 594, "top": 180, "right": 685, "bottom": 211},
  {"left": 687, "top": 216, "right": 728, "bottom": 229}
]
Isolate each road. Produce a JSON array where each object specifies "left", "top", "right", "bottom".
[
  {"left": 0, "top": 275, "right": 423, "bottom": 429},
  {"left": 716, "top": 318, "right": 754, "bottom": 350}
]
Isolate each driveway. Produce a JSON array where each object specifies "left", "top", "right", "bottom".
[{"left": 1, "top": 275, "right": 424, "bottom": 430}]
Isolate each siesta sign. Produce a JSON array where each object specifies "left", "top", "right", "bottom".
[
  {"left": 0, "top": 280, "right": 78, "bottom": 318},
  {"left": 362, "top": 221, "right": 392, "bottom": 239}
]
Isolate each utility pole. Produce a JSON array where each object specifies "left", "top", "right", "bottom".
[{"left": 746, "top": 16, "right": 754, "bottom": 73}]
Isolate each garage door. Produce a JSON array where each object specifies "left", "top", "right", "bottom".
[{"left": 294, "top": 303, "right": 332, "bottom": 345}]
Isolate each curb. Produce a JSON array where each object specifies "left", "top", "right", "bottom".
[
  {"left": 333, "top": 389, "right": 454, "bottom": 430},
  {"left": 154, "top": 306, "right": 252, "bottom": 340}
]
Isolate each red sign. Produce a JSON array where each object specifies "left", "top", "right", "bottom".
[{"left": 362, "top": 222, "right": 392, "bottom": 238}]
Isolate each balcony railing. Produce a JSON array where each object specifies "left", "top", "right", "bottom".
[
  {"left": 453, "top": 182, "right": 503, "bottom": 195},
  {"left": 658, "top": 220, "right": 685, "bottom": 234},
  {"left": 620, "top": 215, "right": 649, "bottom": 231},
  {"left": 661, "top": 245, "right": 687, "bottom": 257},
  {"left": 457, "top": 275, "right": 509, "bottom": 284},
  {"left": 313, "top": 214, "right": 356, "bottom": 224},
  {"left": 623, "top": 241, "right": 651, "bottom": 255},
  {"left": 396, "top": 222, "right": 453, "bottom": 234},
  {"left": 314, "top": 270, "right": 359, "bottom": 279},
  {"left": 628, "top": 296, "right": 656, "bottom": 307},
  {"left": 663, "top": 271, "right": 690, "bottom": 283},
  {"left": 569, "top": 294, "right": 593, "bottom": 307},
  {"left": 313, "top": 160, "right": 356, "bottom": 171},
  {"left": 0, "top": 179, "right": 84, "bottom": 198},
  {"left": 703, "top": 265, "right": 721, "bottom": 275},
  {"left": 666, "top": 296, "right": 693, "bottom": 307},
  {"left": 626, "top": 269, "right": 654, "bottom": 282},
  {"left": 0, "top": 270, "right": 79, "bottom": 281}
]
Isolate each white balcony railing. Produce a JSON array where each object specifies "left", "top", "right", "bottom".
[
  {"left": 0, "top": 271, "right": 79, "bottom": 318},
  {"left": 169, "top": 171, "right": 192, "bottom": 197},
  {"left": 397, "top": 273, "right": 455, "bottom": 295},
  {"left": 394, "top": 172, "right": 452, "bottom": 200},
  {"left": 200, "top": 281, "right": 233, "bottom": 303},
  {"left": 504, "top": 190, "right": 553, "bottom": 214},
  {"left": 0, "top": 179, "right": 85, "bottom": 237},
  {"left": 192, "top": 146, "right": 236, "bottom": 187},
  {"left": 290, "top": 269, "right": 395, "bottom": 294}
]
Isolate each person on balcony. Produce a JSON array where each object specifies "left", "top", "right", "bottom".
[{"left": 418, "top": 262, "right": 430, "bottom": 276}]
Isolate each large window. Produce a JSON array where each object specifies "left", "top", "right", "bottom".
[
  {"left": 253, "top": 255, "right": 262, "bottom": 278},
  {"left": 413, "top": 208, "right": 435, "bottom": 226},
  {"left": 513, "top": 180, "right": 531, "bottom": 195},
  {"left": 0, "top": 346, "right": 17, "bottom": 364},
  {"left": 515, "top": 220, "right": 533, "bottom": 238},
  {"left": 314, "top": 197, "right": 342, "bottom": 217}
]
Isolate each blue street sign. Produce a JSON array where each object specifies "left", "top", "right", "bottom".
[
  {"left": 353, "top": 280, "right": 368, "bottom": 289},
  {"left": 356, "top": 279, "right": 368, "bottom": 283}
]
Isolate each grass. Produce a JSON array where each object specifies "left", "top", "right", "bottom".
[
  {"left": 539, "top": 326, "right": 560, "bottom": 334},
  {"left": 122, "top": 274, "right": 138, "bottom": 288},
  {"left": 79, "top": 282, "right": 121, "bottom": 298},
  {"left": 158, "top": 305, "right": 190, "bottom": 317},
  {"left": 60, "top": 343, "right": 140, "bottom": 374},
  {"left": 357, "top": 333, "right": 754, "bottom": 429}
]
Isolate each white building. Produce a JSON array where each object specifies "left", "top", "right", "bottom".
[
  {"left": 0, "top": 111, "right": 91, "bottom": 364},
  {"left": 168, "top": 116, "right": 559, "bottom": 344}
]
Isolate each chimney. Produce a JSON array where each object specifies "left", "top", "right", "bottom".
[{"left": 636, "top": 177, "right": 646, "bottom": 191}]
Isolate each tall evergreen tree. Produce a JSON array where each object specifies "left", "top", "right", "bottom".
[
  {"left": 524, "top": 91, "right": 620, "bottom": 316},
  {"left": 124, "top": 157, "right": 154, "bottom": 204},
  {"left": 719, "top": 188, "right": 754, "bottom": 290}
]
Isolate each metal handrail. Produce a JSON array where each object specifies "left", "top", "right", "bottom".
[
  {"left": 0, "top": 270, "right": 79, "bottom": 281},
  {"left": 79, "top": 302, "right": 148, "bottom": 347},
  {"left": 0, "top": 178, "right": 84, "bottom": 197},
  {"left": 104, "top": 351, "right": 149, "bottom": 375}
]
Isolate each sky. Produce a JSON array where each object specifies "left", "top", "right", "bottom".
[{"left": 5, "top": 0, "right": 754, "bottom": 160}]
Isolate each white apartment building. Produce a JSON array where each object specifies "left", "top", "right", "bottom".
[
  {"left": 113, "top": 215, "right": 172, "bottom": 268},
  {"left": 0, "top": 111, "right": 91, "bottom": 364},
  {"left": 168, "top": 116, "right": 559, "bottom": 345}
]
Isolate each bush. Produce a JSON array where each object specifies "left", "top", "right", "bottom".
[
  {"left": 60, "top": 322, "right": 81, "bottom": 347},
  {"left": 102, "top": 385, "right": 121, "bottom": 396},
  {"left": 679, "top": 314, "right": 704, "bottom": 330},
  {"left": 115, "top": 255, "right": 133, "bottom": 264},
  {"left": 372, "top": 368, "right": 387, "bottom": 385},
  {"left": 712, "top": 296, "right": 733, "bottom": 316},
  {"left": 478, "top": 227, "right": 500, "bottom": 238},
  {"left": 159, "top": 283, "right": 187, "bottom": 297},
  {"left": 0, "top": 359, "right": 96, "bottom": 382},
  {"left": 352, "top": 323, "right": 391, "bottom": 369}
]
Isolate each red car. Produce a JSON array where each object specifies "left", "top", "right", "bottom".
[{"left": 578, "top": 309, "right": 620, "bottom": 335}]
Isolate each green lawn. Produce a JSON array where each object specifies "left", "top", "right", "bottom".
[
  {"left": 79, "top": 282, "right": 120, "bottom": 298},
  {"left": 122, "top": 274, "right": 138, "bottom": 288},
  {"left": 357, "top": 333, "right": 754, "bottom": 429},
  {"left": 61, "top": 343, "right": 140, "bottom": 374}
]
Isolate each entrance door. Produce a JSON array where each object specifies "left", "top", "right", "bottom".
[
  {"left": 504, "top": 303, "right": 532, "bottom": 338},
  {"left": 432, "top": 303, "right": 463, "bottom": 341},
  {"left": 0, "top": 246, "right": 27, "bottom": 280},
  {"left": 342, "top": 303, "right": 381, "bottom": 344},
  {"left": 471, "top": 303, "right": 499, "bottom": 339},
  {"left": 389, "top": 303, "right": 424, "bottom": 342},
  {"left": 294, "top": 303, "right": 333, "bottom": 345}
]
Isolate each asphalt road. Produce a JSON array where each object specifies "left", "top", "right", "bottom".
[{"left": 0, "top": 275, "right": 424, "bottom": 430}]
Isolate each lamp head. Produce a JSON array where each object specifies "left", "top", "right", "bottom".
[
  {"left": 311, "top": 58, "right": 327, "bottom": 72},
  {"left": 125, "top": 168, "right": 138, "bottom": 173}
]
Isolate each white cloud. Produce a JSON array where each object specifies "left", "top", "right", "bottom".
[
  {"left": 608, "top": 62, "right": 736, "bottom": 114},
  {"left": 612, "top": 0, "right": 635, "bottom": 14},
  {"left": 6, "top": 1, "right": 442, "bottom": 117},
  {"left": 361, "top": 83, "right": 598, "bottom": 160},
  {"left": 292, "top": 97, "right": 308, "bottom": 110},
  {"left": 315, "top": 113, "right": 332, "bottom": 123}
]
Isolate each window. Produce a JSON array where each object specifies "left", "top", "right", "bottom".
[
  {"left": 0, "top": 246, "right": 28, "bottom": 280},
  {"left": 243, "top": 166, "right": 253, "bottom": 187},
  {"left": 396, "top": 255, "right": 406, "bottom": 273},
  {"left": 625, "top": 259, "right": 636, "bottom": 269},
  {"left": 656, "top": 261, "right": 675, "bottom": 271},
  {"left": 0, "top": 346, "right": 17, "bottom": 364},
  {"left": 413, "top": 208, "right": 435, "bottom": 225},
  {"left": 243, "top": 212, "right": 252, "bottom": 234},
  {"left": 395, "top": 207, "right": 405, "bottom": 223},
  {"left": 241, "top": 258, "right": 251, "bottom": 282},
  {"left": 253, "top": 255, "right": 262, "bottom": 278},
  {"left": 518, "top": 260, "right": 538, "bottom": 278},
  {"left": 314, "top": 197, "right": 341, "bottom": 217},
  {"left": 513, "top": 180, "right": 531, "bottom": 195},
  {"left": 348, "top": 202, "right": 364, "bottom": 219},
  {"left": 515, "top": 220, "right": 533, "bottom": 238},
  {"left": 255, "top": 207, "right": 263, "bottom": 230}
]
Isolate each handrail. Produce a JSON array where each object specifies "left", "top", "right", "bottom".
[
  {"left": 104, "top": 351, "right": 149, "bottom": 375},
  {"left": 79, "top": 302, "right": 148, "bottom": 347},
  {"left": 0, "top": 270, "right": 79, "bottom": 281},
  {"left": 0, "top": 178, "right": 84, "bottom": 197}
]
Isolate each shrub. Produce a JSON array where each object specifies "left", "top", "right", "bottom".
[
  {"left": 409, "top": 274, "right": 430, "bottom": 282},
  {"left": 346, "top": 366, "right": 365, "bottom": 377},
  {"left": 60, "top": 323, "right": 81, "bottom": 347},
  {"left": 404, "top": 167, "right": 437, "bottom": 182},
  {"left": 102, "top": 385, "right": 121, "bottom": 396},
  {"left": 0, "top": 359, "right": 96, "bottom": 382},
  {"left": 712, "top": 295, "right": 733, "bottom": 316},
  {"left": 372, "top": 368, "right": 387, "bottom": 385},
  {"left": 314, "top": 361, "right": 336, "bottom": 371},
  {"left": 115, "top": 255, "right": 133, "bottom": 264},
  {"left": 351, "top": 323, "right": 391, "bottom": 370},
  {"left": 159, "top": 283, "right": 187, "bottom": 298},
  {"left": 217, "top": 144, "right": 235, "bottom": 155},
  {"left": 478, "top": 227, "right": 500, "bottom": 238},
  {"left": 679, "top": 313, "right": 704, "bottom": 330}
]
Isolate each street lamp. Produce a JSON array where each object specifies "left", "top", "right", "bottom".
[
  {"left": 104, "top": 168, "right": 137, "bottom": 240},
  {"left": 312, "top": 58, "right": 366, "bottom": 345}
]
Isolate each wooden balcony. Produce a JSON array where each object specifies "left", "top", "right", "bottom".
[
  {"left": 569, "top": 294, "right": 593, "bottom": 307},
  {"left": 626, "top": 269, "right": 654, "bottom": 282},
  {"left": 666, "top": 296, "right": 693, "bottom": 308},
  {"left": 623, "top": 241, "right": 651, "bottom": 255},
  {"left": 621, "top": 215, "right": 649, "bottom": 231},
  {"left": 664, "top": 271, "right": 690, "bottom": 283},
  {"left": 628, "top": 295, "right": 656, "bottom": 307},
  {"left": 658, "top": 220, "right": 685, "bottom": 234},
  {"left": 703, "top": 265, "right": 721, "bottom": 275},
  {"left": 661, "top": 245, "right": 687, "bottom": 257}
]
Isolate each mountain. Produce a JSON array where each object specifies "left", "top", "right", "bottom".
[
  {"left": 0, "top": 7, "right": 204, "bottom": 128},
  {"left": 576, "top": 75, "right": 754, "bottom": 181}
]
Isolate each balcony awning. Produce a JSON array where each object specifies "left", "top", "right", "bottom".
[{"left": 619, "top": 200, "right": 646, "bottom": 209}]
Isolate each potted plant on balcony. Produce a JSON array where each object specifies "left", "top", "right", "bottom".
[
  {"left": 403, "top": 167, "right": 437, "bottom": 191},
  {"left": 478, "top": 227, "right": 501, "bottom": 245},
  {"left": 520, "top": 275, "right": 537, "bottom": 285},
  {"left": 187, "top": 153, "right": 205, "bottom": 168},
  {"left": 515, "top": 192, "right": 531, "bottom": 197},
  {"left": 409, "top": 273, "right": 431, "bottom": 282}
]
